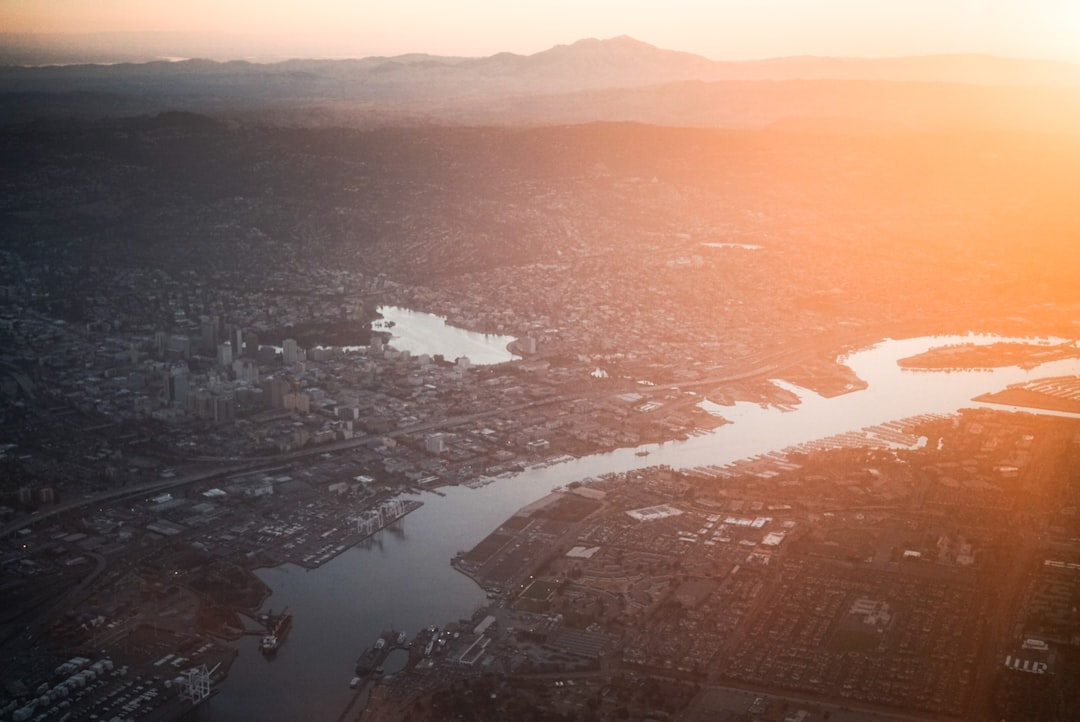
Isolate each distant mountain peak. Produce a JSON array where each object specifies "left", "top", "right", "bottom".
[
  {"left": 541, "top": 35, "right": 668, "bottom": 57},
  {"left": 569, "top": 35, "right": 654, "bottom": 48},
  {"left": 527, "top": 36, "right": 713, "bottom": 71}
]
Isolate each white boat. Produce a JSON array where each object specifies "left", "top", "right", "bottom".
[{"left": 260, "top": 634, "right": 279, "bottom": 655}]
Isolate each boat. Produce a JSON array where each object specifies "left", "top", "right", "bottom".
[
  {"left": 355, "top": 635, "right": 388, "bottom": 675},
  {"left": 260, "top": 609, "right": 293, "bottom": 657},
  {"left": 635, "top": 450, "right": 650, "bottom": 457},
  {"left": 260, "top": 634, "right": 278, "bottom": 655},
  {"left": 355, "top": 647, "right": 380, "bottom": 675},
  {"left": 349, "top": 677, "right": 362, "bottom": 689},
  {"left": 395, "top": 631, "right": 407, "bottom": 645}
]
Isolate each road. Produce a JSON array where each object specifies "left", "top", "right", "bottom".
[
  {"left": 0, "top": 462, "right": 257, "bottom": 538},
  {"left": 967, "top": 530, "right": 1038, "bottom": 720}
]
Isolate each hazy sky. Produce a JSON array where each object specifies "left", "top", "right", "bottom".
[{"left": 2, "top": 0, "right": 1080, "bottom": 62}]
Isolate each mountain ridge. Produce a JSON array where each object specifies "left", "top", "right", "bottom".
[
  {"left": 4, "top": 33, "right": 1080, "bottom": 86},
  {"left": 4, "top": 35, "right": 1080, "bottom": 132}
]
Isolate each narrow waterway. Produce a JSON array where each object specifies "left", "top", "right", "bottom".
[{"left": 194, "top": 319, "right": 1080, "bottom": 721}]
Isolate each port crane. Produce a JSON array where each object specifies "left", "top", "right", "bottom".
[{"left": 178, "top": 662, "right": 219, "bottom": 705}]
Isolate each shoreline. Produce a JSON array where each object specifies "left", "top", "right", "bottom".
[{"left": 974, "top": 388, "right": 1080, "bottom": 415}]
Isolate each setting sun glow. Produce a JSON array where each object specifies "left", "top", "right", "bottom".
[{"left": 2, "top": 0, "right": 1080, "bottom": 62}]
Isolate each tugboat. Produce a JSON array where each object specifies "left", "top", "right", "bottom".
[{"left": 259, "top": 608, "right": 293, "bottom": 657}]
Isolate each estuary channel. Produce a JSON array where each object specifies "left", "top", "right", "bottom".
[{"left": 196, "top": 316, "right": 1080, "bottom": 721}]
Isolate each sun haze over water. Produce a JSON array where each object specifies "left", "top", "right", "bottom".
[{"left": 2, "top": 0, "right": 1080, "bottom": 62}]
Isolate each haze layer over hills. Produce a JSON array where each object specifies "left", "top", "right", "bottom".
[
  {"left": 2, "top": 36, "right": 1080, "bottom": 348},
  {"left": 4, "top": 36, "right": 1080, "bottom": 131}
]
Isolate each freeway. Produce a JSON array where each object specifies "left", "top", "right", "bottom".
[{"left": 0, "top": 461, "right": 258, "bottom": 538}]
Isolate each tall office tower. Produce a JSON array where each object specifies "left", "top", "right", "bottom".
[
  {"left": 244, "top": 331, "right": 259, "bottom": 358},
  {"left": 154, "top": 331, "right": 168, "bottom": 359},
  {"left": 192, "top": 388, "right": 213, "bottom": 420},
  {"left": 233, "top": 358, "right": 259, "bottom": 384},
  {"left": 283, "top": 338, "right": 299, "bottom": 366},
  {"left": 159, "top": 368, "right": 171, "bottom": 403},
  {"left": 217, "top": 341, "right": 233, "bottom": 369},
  {"left": 212, "top": 392, "right": 236, "bottom": 424},
  {"left": 200, "top": 315, "right": 219, "bottom": 353},
  {"left": 167, "top": 335, "right": 192, "bottom": 359},
  {"left": 169, "top": 365, "right": 190, "bottom": 408},
  {"left": 267, "top": 376, "right": 292, "bottom": 409},
  {"left": 223, "top": 324, "right": 243, "bottom": 356}
]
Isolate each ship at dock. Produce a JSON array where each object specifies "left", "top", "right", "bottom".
[
  {"left": 354, "top": 641, "right": 382, "bottom": 676},
  {"left": 353, "top": 660, "right": 378, "bottom": 677},
  {"left": 354, "top": 630, "right": 406, "bottom": 676},
  {"left": 259, "top": 608, "right": 293, "bottom": 657}
]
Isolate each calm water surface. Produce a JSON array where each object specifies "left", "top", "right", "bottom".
[
  {"left": 196, "top": 322, "right": 1079, "bottom": 721},
  {"left": 375, "top": 305, "right": 518, "bottom": 365},
  {"left": 193, "top": 483, "right": 537, "bottom": 721}
]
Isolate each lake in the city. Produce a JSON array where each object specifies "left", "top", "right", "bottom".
[
  {"left": 374, "top": 305, "right": 519, "bottom": 365},
  {"left": 194, "top": 314, "right": 1080, "bottom": 721}
]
